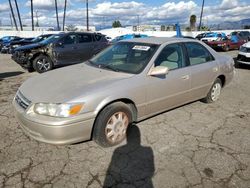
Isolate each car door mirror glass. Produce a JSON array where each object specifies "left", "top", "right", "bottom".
[
  {"left": 149, "top": 66, "right": 169, "bottom": 76},
  {"left": 57, "top": 42, "right": 64, "bottom": 47}
]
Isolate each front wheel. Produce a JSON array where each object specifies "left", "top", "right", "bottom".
[
  {"left": 33, "top": 55, "right": 53, "bottom": 73},
  {"left": 93, "top": 102, "right": 132, "bottom": 147},
  {"left": 202, "top": 78, "right": 222, "bottom": 103}
]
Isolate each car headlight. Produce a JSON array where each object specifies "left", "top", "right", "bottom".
[
  {"left": 33, "top": 103, "right": 84, "bottom": 117},
  {"left": 239, "top": 46, "right": 247, "bottom": 52}
]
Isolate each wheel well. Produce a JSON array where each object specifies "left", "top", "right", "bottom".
[
  {"left": 100, "top": 99, "right": 138, "bottom": 122},
  {"left": 90, "top": 99, "right": 138, "bottom": 140},
  {"left": 217, "top": 75, "right": 225, "bottom": 87}
]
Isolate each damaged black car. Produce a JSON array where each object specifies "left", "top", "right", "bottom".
[{"left": 12, "top": 32, "right": 109, "bottom": 73}]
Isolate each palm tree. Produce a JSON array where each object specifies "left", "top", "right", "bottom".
[
  {"left": 190, "top": 15, "right": 196, "bottom": 31},
  {"left": 199, "top": 0, "right": 205, "bottom": 31},
  {"left": 14, "top": 0, "right": 23, "bottom": 30},
  {"left": 55, "top": 0, "right": 60, "bottom": 30},
  {"left": 62, "top": 0, "right": 67, "bottom": 31},
  {"left": 31, "top": 0, "right": 34, "bottom": 30},
  {"left": 8, "top": 0, "right": 18, "bottom": 30}
]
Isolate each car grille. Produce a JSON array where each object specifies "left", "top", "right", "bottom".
[
  {"left": 15, "top": 91, "right": 31, "bottom": 110},
  {"left": 237, "top": 54, "right": 250, "bottom": 62}
]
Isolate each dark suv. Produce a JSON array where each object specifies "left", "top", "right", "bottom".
[{"left": 12, "top": 32, "right": 109, "bottom": 73}]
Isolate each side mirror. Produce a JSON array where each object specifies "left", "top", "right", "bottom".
[
  {"left": 148, "top": 66, "right": 169, "bottom": 76},
  {"left": 56, "top": 42, "right": 64, "bottom": 47}
]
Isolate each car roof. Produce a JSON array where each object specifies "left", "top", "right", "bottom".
[{"left": 121, "top": 37, "right": 196, "bottom": 45}]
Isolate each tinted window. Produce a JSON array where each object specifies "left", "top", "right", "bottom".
[
  {"left": 155, "top": 44, "right": 185, "bottom": 70},
  {"left": 185, "top": 42, "right": 214, "bottom": 65},
  {"left": 78, "top": 34, "right": 92, "bottom": 43},
  {"left": 63, "top": 34, "right": 77, "bottom": 45}
]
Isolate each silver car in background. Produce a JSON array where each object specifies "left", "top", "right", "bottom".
[{"left": 13, "top": 37, "right": 235, "bottom": 147}]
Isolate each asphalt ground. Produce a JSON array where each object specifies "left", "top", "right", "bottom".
[{"left": 0, "top": 50, "right": 250, "bottom": 188}]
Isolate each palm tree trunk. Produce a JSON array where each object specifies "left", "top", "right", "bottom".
[
  {"left": 55, "top": 0, "right": 60, "bottom": 31},
  {"left": 8, "top": 0, "right": 18, "bottom": 31},
  {"left": 199, "top": 0, "right": 205, "bottom": 31},
  {"left": 62, "top": 0, "right": 67, "bottom": 31},
  {"left": 14, "top": 0, "right": 23, "bottom": 31},
  {"left": 31, "top": 0, "right": 34, "bottom": 31}
]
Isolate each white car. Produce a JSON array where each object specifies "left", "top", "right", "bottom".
[{"left": 237, "top": 41, "right": 250, "bottom": 65}]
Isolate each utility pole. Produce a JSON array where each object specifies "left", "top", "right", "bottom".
[
  {"left": 86, "top": 0, "right": 89, "bottom": 31},
  {"left": 9, "top": 13, "right": 13, "bottom": 28},
  {"left": 55, "top": 0, "right": 60, "bottom": 30},
  {"left": 35, "top": 10, "right": 39, "bottom": 27},
  {"left": 137, "top": 15, "right": 140, "bottom": 31},
  {"left": 14, "top": 0, "right": 23, "bottom": 30},
  {"left": 8, "top": 0, "right": 18, "bottom": 31},
  {"left": 31, "top": 0, "right": 34, "bottom": 31},
  {"left": 63, "top": 0, "right": 67, "bottom": 31},
  {"left": 199, "top": 0, "right": 205, "bottom": 31}
]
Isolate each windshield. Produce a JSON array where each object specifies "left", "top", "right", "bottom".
[
  {"left": 88, "top": 42, "right": 159, "bottom": 74},
  {"left": 32, "top": 36, "right": 43, "bottom": 42},
  {"left": 40, "top": 34, "right": 61, "bottom": 45}
]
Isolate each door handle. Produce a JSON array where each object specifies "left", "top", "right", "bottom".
[{"left": 181, "top": 75, "right": 190, "bottom": 80}]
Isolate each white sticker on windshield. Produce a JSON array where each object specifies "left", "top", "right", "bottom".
[{"left": 132, "top": 45, "right": 150, "bottom": 51}]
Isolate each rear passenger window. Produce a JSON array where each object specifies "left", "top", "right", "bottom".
[
  {"left": 185, "top": 42, "right": 214, "bottom": 65},
  {"left": 155, "top": 44, "right": 185, "bottom": 70},
  {"left": 78, "top": 34, "right": 92, "bottom": 43}
]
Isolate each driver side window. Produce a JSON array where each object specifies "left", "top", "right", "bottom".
[{"left": 155, "top": 43, "right": 185, "bottom": 70}]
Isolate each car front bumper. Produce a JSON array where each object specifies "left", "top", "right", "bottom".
[
  {"left": 237, "top": 52, "right": 250, "bottom": 65},
  {"left": 11, "top": 52, "right": 32, "bottom": 69},
  {"left": 13, "top": 97, "right": 96, "bottom": 145}
]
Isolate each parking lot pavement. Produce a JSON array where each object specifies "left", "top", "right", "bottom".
[{"left": 0, "top": 51, "right": 250, "bottom": 188}]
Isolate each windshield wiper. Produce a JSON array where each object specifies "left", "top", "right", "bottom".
[{"left": 99, "top": 64, "right": 120, "bottom": 72}]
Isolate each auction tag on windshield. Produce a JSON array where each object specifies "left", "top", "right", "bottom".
[{"left": 132, "top": 45, "right": 150, "bottom": 51}]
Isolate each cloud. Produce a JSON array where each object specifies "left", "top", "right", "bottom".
[
  {"left": 220, "top": 0, "right": 238, "bottom": 10},
  {"left": 0, "top": 3, "right": 10, "bottom": 12},
  {"left": 25, "top": 0, "right": 66, "bottom": 10}
]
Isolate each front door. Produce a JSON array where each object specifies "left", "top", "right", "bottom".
[
  {"left": 146, "top": 43, "right": 191, "bottom": 115},
  {"left": 54, "top": 34, "right": 79, "bottom": 65}
]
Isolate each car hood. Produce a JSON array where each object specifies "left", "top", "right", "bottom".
[
  {"left": 19, "top": 63, "right": 134, "bottom": 103},
  {"left": 242, "top": 41, "right": 250, "bottom": 48},
  {"left": 15, "top": 42, "right": 45, "bottom": 51}
]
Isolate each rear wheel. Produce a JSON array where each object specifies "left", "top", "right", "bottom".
[
  {"left": 93, "top": 102, "right": 132, "bottom": 147},
  {"left": 33, "top": 54, "right": 53, "bottom": 73},
  {"left": 202, "top": 78, "right": 222, "bottom": 103}
]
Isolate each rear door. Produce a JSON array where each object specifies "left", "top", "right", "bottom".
[
  {"left": 184, "top": 42, "right": 218, "bottom": 101},
  {"left": 77, "top": 33, "right": 94, "bottom": 62}
]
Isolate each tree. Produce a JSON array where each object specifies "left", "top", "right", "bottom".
[
  {"left": 185, "top": 27, "right": 191, "bottom": 31},
  {"left": 190, "top": 15, "right": 196, "bottom": 31},
  {"left": 244, "top": 25, "right": 250, "bottom": 29},
  {"left": 112, "top": 20, "right": 122, "bottom": 28}
]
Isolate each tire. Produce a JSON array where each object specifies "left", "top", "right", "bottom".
[
  {"left": 93, "top": 102, "right": 133, "bottom": 147},
  {"left": 202, "top": 78, "right": 222, "bottom": 103},
  {"left": 33, "top": 54, "right": 53, "bottom": 73}
]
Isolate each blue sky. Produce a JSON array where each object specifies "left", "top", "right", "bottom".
[{"left": 0, "top": 0, "right": 249, "bottom": 28}]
